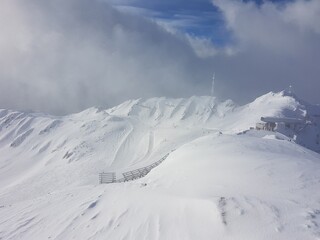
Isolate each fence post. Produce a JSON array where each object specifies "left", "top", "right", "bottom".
[{"left": 99, "top": 172, "right": 102, "bottom": 184}]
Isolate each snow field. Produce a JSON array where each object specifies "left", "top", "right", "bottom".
[{"left": 0, "top": 91, "right": 320, "bottom": 239}]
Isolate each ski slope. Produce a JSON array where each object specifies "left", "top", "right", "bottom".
[{"left": 0, "top": 91, "right": 320, "bottom": 239}]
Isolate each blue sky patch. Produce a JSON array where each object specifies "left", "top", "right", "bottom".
[{"left": 111, "top": 0, "right": 293, "bottom": 47}]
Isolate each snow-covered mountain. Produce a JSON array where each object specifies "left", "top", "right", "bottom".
[{"left": 0, "top": 91, "right": 320, "bottom": 240}]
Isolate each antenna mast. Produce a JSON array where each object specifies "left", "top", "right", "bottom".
[{"left": 211, "top": 73, "right": 215, "bottom": 97}]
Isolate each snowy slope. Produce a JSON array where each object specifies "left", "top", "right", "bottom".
[{"left": 0, "top": 92, "right": 320, "bottom": 240}]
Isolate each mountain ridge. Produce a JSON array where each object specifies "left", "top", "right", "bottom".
[{"left": 0, "top": 91, "right": 320, "bottom": 239}]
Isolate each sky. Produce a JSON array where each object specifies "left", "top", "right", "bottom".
[{"left": 0, "top": 0, "right": 319, "bottom": 114}]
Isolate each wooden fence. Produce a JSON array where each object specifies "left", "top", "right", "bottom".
[
  {"left": 99, "top": 153, "right": 170, "bottom": 184},
  {"left": 99, "top": 172, "right": 116, "bottom": 184}
]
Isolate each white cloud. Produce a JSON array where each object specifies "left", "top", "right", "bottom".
[
  {"left": 283, "top": 0, "right": 320, "bottom": 34},
  {"left": 1, "top": 0, "right": 319, "bottom": 114},
  {"left": 0, "top": 0, "right": 211, "bottom": 114},
  {"left": 209, "top": 0, "right": 320, "bottom": 104}
]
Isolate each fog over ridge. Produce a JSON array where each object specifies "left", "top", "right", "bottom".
[{"left": 0, "top": 0, "right": 319, "bottom": 114}]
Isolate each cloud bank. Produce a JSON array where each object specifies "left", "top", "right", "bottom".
[
  {"left": 0, "top": 0, "right": 211, "bottom": 114},
  {"left": 210, "top": 0, "right": 320, "bottom": 102},
  {"left": 0, "top": 0, "right": 319, "bottom": 114}
]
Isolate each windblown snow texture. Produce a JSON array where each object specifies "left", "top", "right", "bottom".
[{"left": 0, "top": 92, "right": 320, "bottom": 240}]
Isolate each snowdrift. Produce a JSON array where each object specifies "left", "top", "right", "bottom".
[{"left": 0, "top": 91, "right": 319, "bottom": 240}]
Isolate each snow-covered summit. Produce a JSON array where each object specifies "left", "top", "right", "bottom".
[
  {"left": 250, "top": 91, "right": 320, "bottom": 152},
  {"left": 106, "top": 96, "right": 236, "bottom": 126}
]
